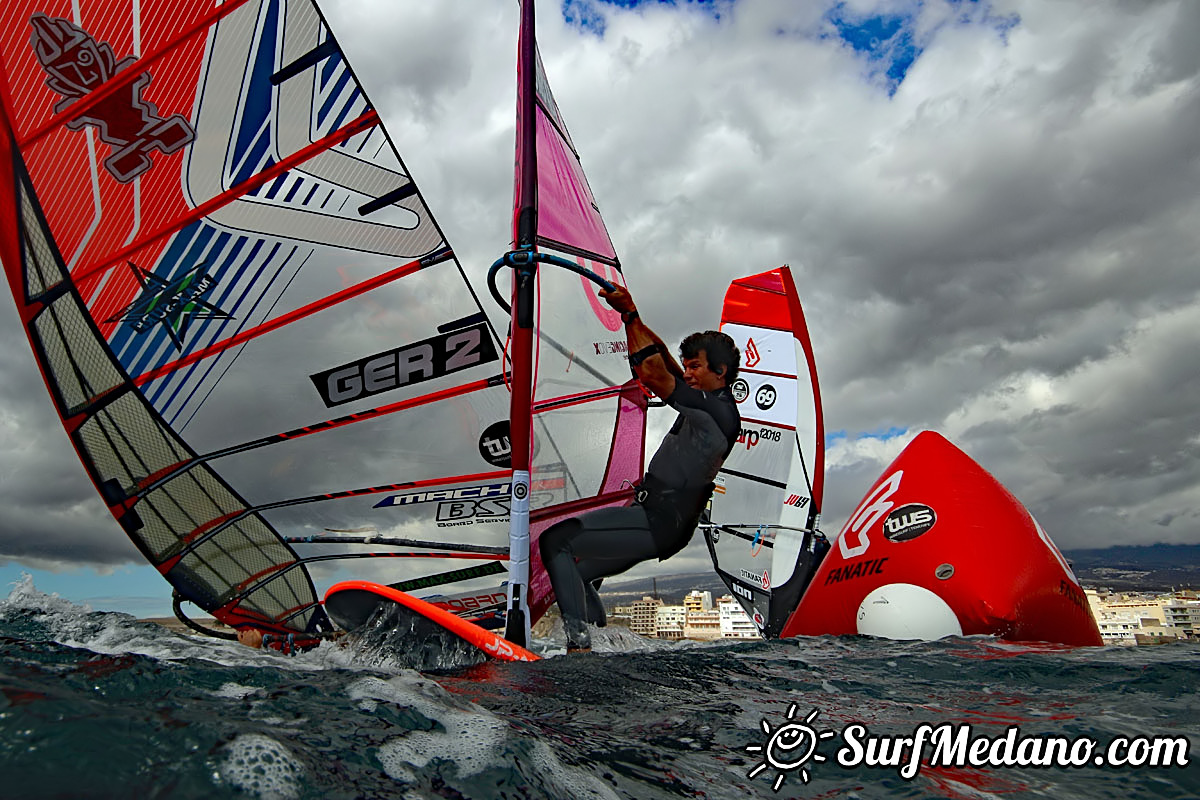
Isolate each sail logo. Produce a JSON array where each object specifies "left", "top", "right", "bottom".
[
  {"left": 731, "top": 580, "right": 755, "bottom": 601},
  {"left": 785, "top": 494, "right": 810, "bottom": 509},
  {"left": 479, "top": 420, "right": 513, "bottom": 467},
  {"left": 29, "top": 14, "right": 195, "bottom": 183},
  {"left": 375, "top": 482, "right": 510, "bottom": 508},
  {"left": 882, "top": 503, "right": 936, "bottom": 542},
  {"left": 436, "top": 498, "right": 509, "bottom": 526},
  {"left": 376, "top": 476, "right": 563, "bottom": 511},
  {"left": 579, "top": 260, "right": 625, "bottom": 331},
  {"left": 312, "top": 321, "right": 497, "bottom": 408},
  {"left": 823, "top": 556, "right": 888, "bottom": 586},
  {"left": 593, "top": 340, "right": 628, "bottom": 356},
  {"left": 106, "top": 262, "right": 231, "bottom": 351},
  {"left": 838, "top": 470, "right": 904, "bottom": 559},
  {"left": 738, "top": 428, "right": 761, "bottom": 450},
  {"left": 744, "top": 338, "right": 762, "bottom": 368},
  {"left": 740, "top": 569, "right": 771, "bottom": 589},
  {"left": 755, "top": 384, "right": 777, "bottom": 411},
  {"left": 738, "top": 426, "right": 782, "bottom": 451}
]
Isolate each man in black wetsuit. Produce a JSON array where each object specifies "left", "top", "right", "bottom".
[{"left": 539, "top": 285, "right": 741, "bottom": 653}]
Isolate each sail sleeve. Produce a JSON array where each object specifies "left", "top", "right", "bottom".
[
  {"left": 513, "top": 11, "right": 617, "bottom": 265},
  {"left": 0, "top": 0, "right": 515, "bottom": 633},
  {"left": 705, "top": 266, "right": 826, "bottom": 638},
  {"left": 506, "top": 1, "right": 645, "bottom": 626}
]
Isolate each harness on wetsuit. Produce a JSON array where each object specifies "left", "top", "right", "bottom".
[
  {"left": 633, "top": 474, "right": 716, "bottom": 560},
  {"left": 632, "top": 380, "right": 739, "bottom": 560}
]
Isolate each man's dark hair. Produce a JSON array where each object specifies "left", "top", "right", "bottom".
[{"left": 680, "top": 330, "right": 740, "bottom": 385}]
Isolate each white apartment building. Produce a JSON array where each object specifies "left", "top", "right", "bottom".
[
  {"left": 656, "top": 605, "right": 687, "bottom": 640},
  {"left": 1095, "top": 612, "right": 1143, "bottom": 646},
  {"left": 718, "top": 595, "right": 759, "bottom": 639},
  {"left": 1162, "top": 598, "right": 1200, "bottom": 636}
]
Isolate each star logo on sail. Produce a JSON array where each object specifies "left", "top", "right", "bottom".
[{"left": 106, "top": 262, "right": 231, "bottom": 351}]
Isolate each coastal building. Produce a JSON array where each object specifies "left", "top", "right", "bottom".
[
  {"left": 1162, "top": 597, "right": 1200, "bottom": 636},
  {"left": 1086, "top": 589, "right": 1198, "bottom": 645},
  {"left": 656, "top": 605, "right": 687, "bottom": 640},
  {"left": 630, "top": 596, "right": 663, "bottom": 637},
  {"left": 718, "top": 595, "right": 759, "bottom": 639},
  {"left": 684, "top": 590, "right": 712, "bottom": 615},
  {"left": 1087, "top": 590, "right": 1168, "bottom": 625},
  {"left": 684, "top": 608, "right": 722, "bottom": 640},
  {"left": 1095, "top": 612, "right": 1143, "bottom": 646}
]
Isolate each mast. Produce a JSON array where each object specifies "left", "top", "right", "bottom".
[{"left": 504, "top": 0, "right": 540, "bottom": 647}]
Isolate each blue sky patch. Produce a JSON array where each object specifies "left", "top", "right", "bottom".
[
  {"left": 823, "top": 0, "right": 1019, "bottom": 95},
  {"left": 561, "top": 0, "right": 1018, "bottom": 80},
  {"left": 859, "top": 424, "right": 909, "bottom": 441},
  {"left": 0, "top": 563, "right": 181, "bottom": 618},
  {"left": 825, "top": 426, "right": 908, "bottom": 447},
  {"left": 563, "top": 0, "right": 724, "bottom": 36}
]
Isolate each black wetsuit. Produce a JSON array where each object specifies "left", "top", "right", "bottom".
[{"left": 540, "top": 376, "right": 740, "bottom": 649}]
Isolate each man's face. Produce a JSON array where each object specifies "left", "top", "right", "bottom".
[{"left": 682, "top": 349, "right": 726, "bottom": 392}]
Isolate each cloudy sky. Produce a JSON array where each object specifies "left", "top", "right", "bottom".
[{"left": 2, "top": 0, "right": 1198, "bottom": 615}]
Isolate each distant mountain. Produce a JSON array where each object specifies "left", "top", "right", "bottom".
[
  {"left": 1063, "top": 543, "right": 1200, "bottom": 571},
  {"left": 597, "top": 544, "right": 1200, "bottom": 602},
  {"left": 1062, "top": 543, "right": 1200, "bottom": 592},
  {"left": 597, "top": 572, "right": 730, "bottom": 606}
]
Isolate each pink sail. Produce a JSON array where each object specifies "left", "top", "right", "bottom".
[
  {"left": 534, "top": 107, "right": 617, "bottom": 263},
  {"left": 512, "top": 10, "right": 617, "bottom": 265}
]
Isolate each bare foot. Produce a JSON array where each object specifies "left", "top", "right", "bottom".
[{"left": 237, "top": 628, "right": 264, "bottom": 649}]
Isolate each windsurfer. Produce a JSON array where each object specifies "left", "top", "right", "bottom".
[
  {"left": 539, "top": 286, "right": 740, "bottom": 652},
  {"left": 235, "top": 627, "right": 333, "bottom": 655}
]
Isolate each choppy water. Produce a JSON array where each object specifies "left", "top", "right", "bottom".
[{"left": 1, "top": 576, "right": 1196, "bottom": 800}]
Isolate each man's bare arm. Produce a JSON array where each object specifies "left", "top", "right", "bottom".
[{"left": 599, "top": 286, "right": 679, "bottom": 398}]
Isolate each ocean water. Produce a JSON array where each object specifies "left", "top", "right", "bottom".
[{"left": 1, "top": 577, "right": 1196, "bottom": 800}]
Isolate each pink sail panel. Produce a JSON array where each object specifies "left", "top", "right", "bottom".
[{"left": 534, "top": 106, "right": 617, "bottom": 264}]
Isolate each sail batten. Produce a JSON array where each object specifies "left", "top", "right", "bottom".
[{"left": 68, "top": 109, "right": 382, "bottom": 287}]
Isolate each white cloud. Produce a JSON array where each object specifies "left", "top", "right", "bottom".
[{"left": 1, "top": 0, "right": 1198, "bottom": 605}]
